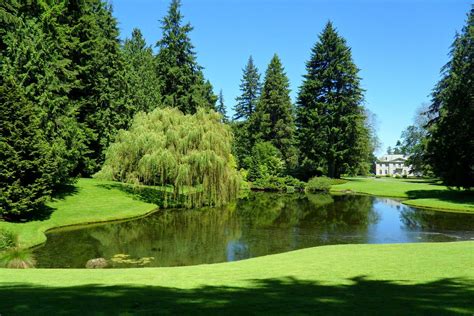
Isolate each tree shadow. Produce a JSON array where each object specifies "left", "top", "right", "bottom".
[
  {"left": 0, "top": 276, "right": 473, "bottom": 314},
  {"left": 406, "top": 189, "right": 474, "bottom": 209},
  {"left": 96, "top": 183, "right": 183, "bottom": 209}
]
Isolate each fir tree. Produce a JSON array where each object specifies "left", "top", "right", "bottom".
[
  {"left": 67, "top": 0, "right": 132, "bottom": 175},
  {"left": 233, "top": 56, "right": 261, "bottom": 121},
  {"left": 216, "top": 89, "right": 228, "bottom": 123},
  {"left": 296, "top": 22, "right": 369, "bottom": 178},
  {"left": 123, "top": 28, "right": 161, "bottom": 114},
  {"left": 425, "top": 7, "right": 474, "bottom": 188},
  {"left": 252, "top": 54, "right": 297, "bottom": 169},
  {"left": 0, "top": 4, "right": 85, "bottom": 218},
  {"left": 155, "top": 0, "right": 216, "bottom": 114}
]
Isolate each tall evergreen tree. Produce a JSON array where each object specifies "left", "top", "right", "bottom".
[
  {"left": 252, "top": 54, "right": 297, "bottom": 169},
  {"left": 233, "top": 56, "right": 261, "bottom": 121},
  {"left": 123, "top": 28, "right": 161, "bottom": 114},
  {"left": 66, "top": 0, "right": 132, "bottom": 175},
  {"left": 296, "top": 22, "right": 369, "bottom": 178},
  {"left": 216, "top": 89, "right": 228, "bottom": 123},
  {"left": 0, "top": 3, "right": 85, "bottom": 218},
  {"left": 155, "top": 0, "right": 216, "bottom": 114},
  {"left": 425, "top": 7, "right": 473, "bottom": 188}
]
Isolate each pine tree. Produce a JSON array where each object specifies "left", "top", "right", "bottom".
[
  {"left": 252, "top": 54, "right": 297, "bottom": 169},
  {"left": 216, "top": 89, "right": 228, "bottom": 123},
  {"left": 233, "top": 56, "right": 261, "bottom": 120},
  {"left": 296, "top": 22, "right": 369, "bottom": 178},
  {"left": 123, "top": 28, "right": 161, "bottom": 114},
  {"left": 66, "top": 0, "right": 132, "bottom": 175},
  {"left": 425, "top": 7, "right": 474, "bottom": 188},
  {"left": 155, "top": 0, "right": 216, "bottom": 114}
]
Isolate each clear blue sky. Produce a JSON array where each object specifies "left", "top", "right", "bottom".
[{"left": 111, "top": 0, "right": 471, "bottom": 154}]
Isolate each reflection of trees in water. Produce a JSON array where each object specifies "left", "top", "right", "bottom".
[
  {"left": 36, "top": 193, "right": 386, "bottom": 268},
  {"left": 233, "top": 193, "right": 378, "bottom": 259},
  {"left": 87, "top": 204, "right": 243, "bottom": 266},
  {"left": 400, "top": 207, "right": 474, "bottom": 231}
]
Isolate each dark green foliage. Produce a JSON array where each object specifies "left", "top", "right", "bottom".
[
  {"left": 155, "top": 0, "right": 216, "bottom": 114},
  {"left": 67, "top": 0, "right": 133, "bottom": 175},
  {"left": 246, "top": 142, "right": 284, "bottom": 182},
  {"left": 296, "top": 22, "right": 371, "bottom": 178},
  {"left": 0, "top": 79, "right": 53, "bottom": 218},
  {"left": 216, "top": 90, "right": 228, "bottom": 123},
  {"left": 252, "top": 54, "right": 298, "bottom": 169},
  {"left": 231, "top": 121, "right": 253, "bottom": 169},
  {"left": 305, "top": 177, "right": 332, "bottom": 193},
  {"left": 232, "top": 56, "right": 262, "bottom": 167},
  {"left": 425, "top": 8, "right": 474, "bottom": 188},
  {"left": 233, "top": 56, "right": 261, "bottom": 120},
  {"left": 123, "top": 28, "right": 161, "bottom": 114},
  {"left": 0, "top": 3, "right": 85, "bottom": 218}
]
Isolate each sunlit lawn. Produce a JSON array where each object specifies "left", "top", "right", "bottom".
[
  {"left": 0, "top": 242, "right": 473, "bottom": 314},
  {"left": 331, "top": 177, "right": 474, "bottom": 212},
  {"left": 0, "top": 178, "right": 156, "bottom": 248}
]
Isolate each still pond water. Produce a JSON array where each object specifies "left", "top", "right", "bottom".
[{"left": 35, "top": 193, "right": 474, "bottom": 268}]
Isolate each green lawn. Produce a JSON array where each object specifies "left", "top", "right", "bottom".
[
  {"left": 331, "top": 177, "right": 474, "bottom": 212},
  {"left": 0, "top": 242, "right": 473, "bottom": 314},
  {"left": 0, "top": 178, "right": 156, "bottom": 248}
]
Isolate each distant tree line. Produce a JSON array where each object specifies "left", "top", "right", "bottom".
[{"left": 232, "top": 22, "right": 376, "bottom": 184}]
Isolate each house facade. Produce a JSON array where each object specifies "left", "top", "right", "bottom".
[{"left": 375, "top": 154, "right": 414, "bottom": 176}]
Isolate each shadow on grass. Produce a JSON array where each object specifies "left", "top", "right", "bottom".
[
  {"left": 0, "top": 276, "right": 473, "bottom": 315},
  {"left": 406, "top": 189, "right": 474, "bottom": 208},
  {"left": 96, "top": 183, "right": 185, "bottom": 209}
]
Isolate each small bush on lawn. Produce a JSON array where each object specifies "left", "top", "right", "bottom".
[
  {"left": 306, "top": 176, "right": 332, "bottom": 193},
  {"left": 0, "top": 229, "right": 17, "bottom": 251}
]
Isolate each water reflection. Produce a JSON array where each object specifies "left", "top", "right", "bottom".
[{"left": 34, "top": 193, "right": 474, "bottom": 268}]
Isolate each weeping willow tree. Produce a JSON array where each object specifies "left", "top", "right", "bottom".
[{"left": 96, "top": 108, "right": 240, "bottom": 207}]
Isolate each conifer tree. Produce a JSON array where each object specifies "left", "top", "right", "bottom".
[
  {"left": 296, "top": 22, "right": 369, "bottom": 178},
  {"left": 252, "top": 54, "right": 297, "bottom": 169},
  {"left": 123, "top": 28, "right": 161, "bottom": 114},
  {"left": 0, "top": 4, "right": 85, "bottom": 218},
  {"left": 216, "top": 89, "right": 228, "bottom": 123},
  {"left": 66, "top": 0, "right": 132, "bottom": 175},
  {"left": 155, "top": 0, "right": 216, "bottom": 114},
  {"left": 233, "top": 56, "right": 261, "bottom": 121},
  {"left": 425, "top": 7, "right": 473, "bottom": 188}
]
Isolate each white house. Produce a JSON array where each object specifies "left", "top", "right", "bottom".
[{"left": 375, "top": 154, "right": 414, "bottom": 176}]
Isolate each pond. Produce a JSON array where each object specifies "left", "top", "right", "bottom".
[{"left": 34, "top": 193, "right": 474, "bottom": 268}]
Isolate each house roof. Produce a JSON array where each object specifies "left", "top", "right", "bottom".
[{"left": 377, "top": 154, "right": 408, "bottom": 163}]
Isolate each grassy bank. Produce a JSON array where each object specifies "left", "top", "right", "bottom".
[
  {"left": 0, "top": 178, "right": 156, "bottom": 248},
  {"left": 0, "top": 242, "right": 473, "bottom": 314},
  {"left": 331, "top": 177, "right": 474, "bottom": 212}
]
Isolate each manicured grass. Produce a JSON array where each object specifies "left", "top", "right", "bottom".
[
  {"left": 0, "top": 178, "right": 156, "bottom": 248},
  {"left": 0, "top": 242, "right": 473, "bottom": 314},
  {"left": 331, "top": 177, "right": 474, "bottom": 212}
]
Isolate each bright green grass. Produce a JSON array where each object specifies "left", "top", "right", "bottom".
[
  {"left": 331, "top": 177, "right": 474, "bottom": 212},
  {"left": 0, "top": 178, "right": 156, "bottom": 248},
  {"left": 0, "top": 242, "right": 473, "bottom": 314}
]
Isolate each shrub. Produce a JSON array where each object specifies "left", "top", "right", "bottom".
[
  {"left": 95, "top": 108, "right": 240, "bottom": 208},
  {"left": 246, "top": 142, "right": 284, "bottom": 181},
  {"left": 0, "top": 247, "right": 36, "bottom": 269},
  {"left": 0, "top": 229, "right": 17, "bottom": 251},
  {"left": 252, "top": 175, "right": 286, "bottom": 191},
  {"left": 306, "top": 176, "right": 332, "bottom": 193}
]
